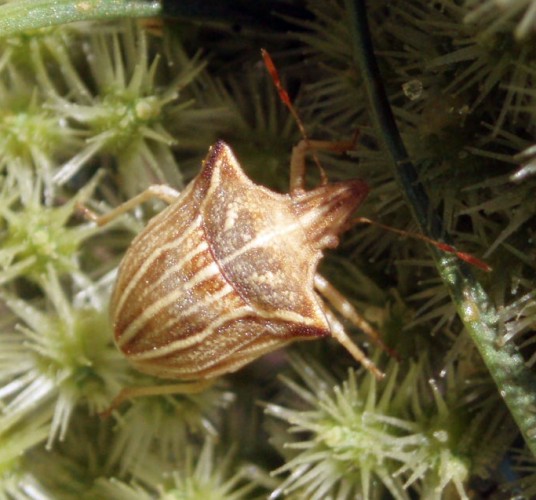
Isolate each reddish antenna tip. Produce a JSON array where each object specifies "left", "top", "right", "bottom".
[
  {"left": 261, "top": 48, "right": 291, "bottom": 107},
  {"left": 435, "top": 243, "right": 492, "bottom": 272},
  {"left": 261, "top": 48, "right": 326, "bottom": 177},
  {"left": 353, "top": 217, "right": 492, "bottom": 273}
]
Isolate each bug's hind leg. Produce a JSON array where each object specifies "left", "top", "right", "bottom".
[
  {"left": 321, "top": 306, "right": 384, "bottom": 380},
  {"left": 314, "top": 273, "right": 397, "bottom": 379},
  {"left": 100, "top": 379, "right": 214, "bottom": 419}
]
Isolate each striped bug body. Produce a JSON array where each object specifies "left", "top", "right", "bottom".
[
  {"left": 111, "top": 141, "right": 370, "bottom": 381},
  {"left": 91, "top": 51, "right": 490, "bottom": 411}
]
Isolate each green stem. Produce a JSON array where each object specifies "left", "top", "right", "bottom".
[
  {"left": 0, "top": 0, "right": 161, "bottom": 37},
  {"left": 344, "top": 0, "right": 536, "bottom": 457}
]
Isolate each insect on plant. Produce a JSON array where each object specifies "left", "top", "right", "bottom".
[{"left": 88, "top": 50, "right": 487, "bottom": 412}]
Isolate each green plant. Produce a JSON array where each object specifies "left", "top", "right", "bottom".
[{"left": 0, "top": 0, "right": 535, "bottom": 498}]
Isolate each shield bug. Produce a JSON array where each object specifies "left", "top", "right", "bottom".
[
  {"left": 87, "top": 64, "right": 391, "bottom": 412},
  {"left": 90, "top": 50, "right": 487, "bottom": 412},
  {"left": 92, "top": 137, "right": 385, "bottom": 410}
]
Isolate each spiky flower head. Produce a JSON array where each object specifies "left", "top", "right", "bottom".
[
  {"left": 0, "top": 87, "right": 76, "bottom": 180},
  {"left": 107, "top": 383, "right": 236, "bottom": 475},
  {"left": 0, "top": 169, "right": 100, "bottom": 285},
  {"left": 266, "top": 354, "right": 515, "bottom": 499},
  {"left": 0, "top": 413, "right": 49, "bottom": 499},
  {"left": 92, "top": 439, "right": 259, "bottom": 500},
  {"left": 465, "top": 0, "right": 536, "bottom": 40},
  {"left": 48, "top": 22, "right": 211, "bottom": 196},
  {"left": 266, "top": 356, "right": 413, "bottom": 499},
  {"left": 0, "top": 267, "right": 127, "bottom": 447}
]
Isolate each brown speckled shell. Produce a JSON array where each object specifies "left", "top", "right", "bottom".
[{"left": 111, "top": 141, "right": 367, "bottom": 380}]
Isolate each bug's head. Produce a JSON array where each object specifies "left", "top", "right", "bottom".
[{"left": 292, "top": 179, "right": 369, "bottom": 250}]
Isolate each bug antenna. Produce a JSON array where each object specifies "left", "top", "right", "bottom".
[
  {"left": 353, "top": 217, "right": 492, "bottom": 272},
  {"left": 261, "top": 49, "right": 326, "bottom": 182}
]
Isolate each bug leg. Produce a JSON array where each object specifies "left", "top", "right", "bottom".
[
  {"left": 290, "top": 136, "right": 359, "bottom": 191},
  {"left": 289, "top": 139, "right": 308, "bottom": 191},
  {"left": 314, "top": 273, "right": 398, "bottom": 372},
  {"left": 315, "top": 273, "right": 386, "bottom": 344},
  {"left": 78, "top": 185, "right": 181, "bottom": 226},
  {"left": 263, "top": 49, "right": 360, "bottom": 191},
  {"left": 100, "top": 379, "right": 214, "bottom": 418},
  {"left": 321, "top": 305, "right": 384, "bottom": 380}
]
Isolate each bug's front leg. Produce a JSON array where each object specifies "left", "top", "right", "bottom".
[
  {"left": 78, "top": 184, "right": 181, "bottom": 226},
  {"left": 290, "top": 137, "right": 358, "bottom": 191}
]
